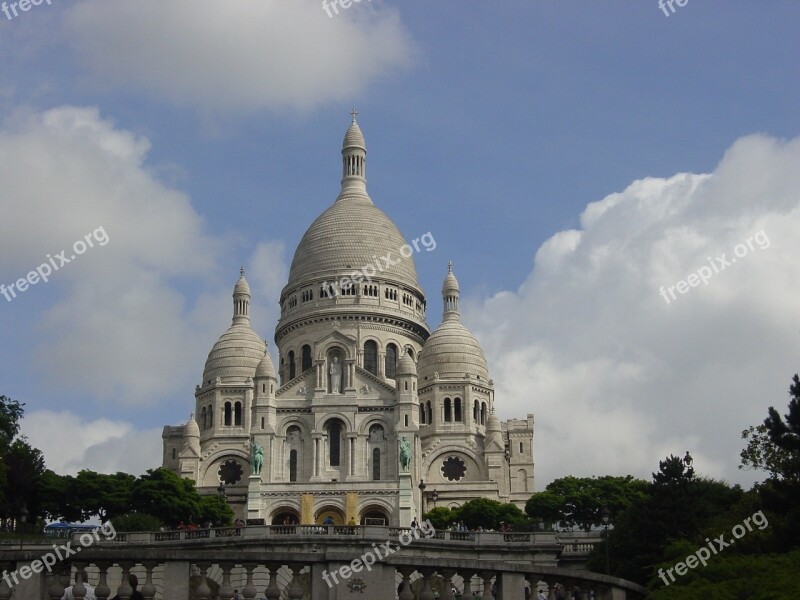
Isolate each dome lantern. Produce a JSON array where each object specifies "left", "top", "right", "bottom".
[{"left": 340, "top": 107, "right": 367, "bottom": 195}]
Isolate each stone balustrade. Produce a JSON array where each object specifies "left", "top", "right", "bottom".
[{"left": 0, "top": 526, "right": 645, "bottom": 600}]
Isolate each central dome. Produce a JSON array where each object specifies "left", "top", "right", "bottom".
[{"left": 286, "top": 195, "right": 421, "bottom": 292}]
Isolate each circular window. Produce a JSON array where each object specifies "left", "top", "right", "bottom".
[
  {"left": 218, "top": 459, "right": 243, "bottom": 485},
  {"left": 441, "top": 456, "right": 466, "bottom": 481}
]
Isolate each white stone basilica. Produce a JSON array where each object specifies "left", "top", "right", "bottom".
[{"left": 162, "top": 116, "right": 535, "bottom": 527}]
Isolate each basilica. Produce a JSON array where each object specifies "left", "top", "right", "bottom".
[{"left": 162, "top": 115, "right": 535, "bottom": 526}]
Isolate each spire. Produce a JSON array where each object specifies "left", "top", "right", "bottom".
[
  {"left": 232, "top": 268, "right": 251, "bottom": 325},
  {"left": 340, "top": 109, "right": 367, "bottom": 195},
  {"left": 442, "top": 263, "right": 460, "bottom": 322}
]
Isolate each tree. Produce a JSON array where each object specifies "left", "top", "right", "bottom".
[
  {"left": 198, "top": 494, "right": 233, "bottom": 526},
  {"left": 0, "top": 395, "right": 25, "bottom": 512},
  {"left": 740, "top": 374, "right": 800, "bottom": 550},
  {"left": 129, "top": 468, "right": 205, "bottom": 527},
  {"left": 589, "top": 455, "right": 743, "bottom": 585},
  {"left": 73, "top": 470, "right": 136, "bottom": 521},
  {"left": 525, "top": 475, "right": 648, "bottom": 531},
  {"left": 424, "top": 506, "right": 457, "bottom": 530}
]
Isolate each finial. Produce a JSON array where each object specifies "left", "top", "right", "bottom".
[
  {"left": 240, "top": 266, "right": 245, "bottom": 277},
  {"left": 448, "top": 261, "right": 453, "bottom": 273},
  {"left": 350, "top": 107, "right": 358, "bottom": 123}
]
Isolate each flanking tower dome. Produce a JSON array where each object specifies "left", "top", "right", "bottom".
[
  {"left": 275, "top": 113, "right": 430, "bottom": 387},
  {"left": 202, "top": 269, "right": 266, "bottom": 386},
  {"left": 417, "top": 263, "right": 490, "bottom": 383}
]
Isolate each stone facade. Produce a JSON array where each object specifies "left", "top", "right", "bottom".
[{"left": 162, "top": 116, "right": 535, "bottom": 526}]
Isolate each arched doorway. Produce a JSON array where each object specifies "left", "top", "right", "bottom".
[
  {"left": 360, "top": 506, "right": 390, "bottom": 526},
  {"left": 315, "top": 506, "right": 346, "bottom": 526},
  {"left": 271, "top": 508, "right": 300, "bottom": 525}
]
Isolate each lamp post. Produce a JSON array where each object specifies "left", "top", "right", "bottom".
[
  {"left": 601, "top": 507, "right": 611, "bottom": 575},
  {"left": 217, "top": 483, "right": 226, "bottom": 499},
  {"left": 418, "top": 480, "right": 427, "bottom": 517},
  {"left": 683, "top": 451, "right": 694, "bottom": 478},
  {"left": 430, "top": 489, "right": 439, "bottom": 509}
]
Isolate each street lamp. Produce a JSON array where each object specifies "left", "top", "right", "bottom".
[
  {"left": 683, "top": 451, "right": 694, "bottom": 478},
  {"left": 430, "top": 490, "right": 439, "bottom": 509},
  {"left": 418, "top": 480, "right": 427, "bottom": 516},
  {"left": 600, "top": 507, "right": 611, "bottom": 575},
  {"left": 217, "top": 483, "right": 226, "bottom": 499}
]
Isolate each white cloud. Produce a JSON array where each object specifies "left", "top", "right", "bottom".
[
  {"left": 21, "top": 410, "right": 162, "bottom": 476},
  {"left": 63, "top": 0, "right": 416, "bottom": 113},
  {"left": 462, "top": 134, "right": 800, "bottom": 489},
  {"left": 0, "top": 106, "right": 286, "bottom": 405}
]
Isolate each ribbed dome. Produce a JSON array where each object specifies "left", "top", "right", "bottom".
[
  {"left": 234, "top": 271, "right": 251, "bottom": 296},
  {"left": 343, "top": 121, "right": 366, "bottom": 150},
  {"left": 184, "top": 414, "right": 200, "bottom": 438},
  {"left": 417, "top": 320, "right": 490, "bottom": 382},
  {"left": 255, "top": 348, "right": 276, "bottom": 379},
  {"left": 397, "top": 351, "right": 416, "bottom": 376},
  {"left": 286, "top": 195, "right": 421, "bottom": 292},
  {"left": 202, "top": 324, "right": 266, "bottom": 383}
]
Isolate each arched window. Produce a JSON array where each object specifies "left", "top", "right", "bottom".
[
  {"left": 288, "top": 351, "right": 296, "bottom": 380},
  {"left": 302, "top": 345, "right": 312, "bottom": 371},
  {"left": 224, "top": 402, "right": 232, "bottom": 426},
  {"left": 420, "top": 404, "right": 426, "bottom": 424},
  {"left": 289, "top": 450, "right": 298, "bottom": 482},
  {"left": 474, "top": 400, "right": 479, "bottom": 422},
  {"left": 208, "top": 405, "right": 213, "bottom": 428},
  {"left": 373, "top": 448, "right": 381, "bottom": 481},
  {"left": 172, "top": 448, "right": 176, "bottom": 460},
  {"left": 454, "top": 398, "right": 462, "bottom": 422},
  {"left": 234, "top": 402, "right": 242, "bottom": 426},
  {"left": 427, "top": 401, "right": 432, "bottom": 425},
  {"left": 200, "top": 407, "right": 206, "bottom": 430},
  {"left": 481, "top": 402, "right": 487, "bottom": 425},
  {"left": 328, "top": 421, "right": 342, "bottom": 467},
  {"left": 406, "top": 347, "right": 415, "bottom": 360},
  {"left": 444, "top": 398, "right": 452, "bottom": 422},
  {"left": 364, "top": 340, "right": 378, "bottom": 375},
  {"left": 385, "top": 344, "right": 398, "bottom": 379},
  {"left": 519, "top": 442, "right": 524, "bottom": 454},
  {"left": 261, "top": 417, "right": 265, "bottom": 429},
  {"left": 404, "top": 415, "right": 409, "bottom": 427}
]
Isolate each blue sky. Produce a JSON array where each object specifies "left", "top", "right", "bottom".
[{"left": 1, "top": 1, "right": 799, "bottom": 488}]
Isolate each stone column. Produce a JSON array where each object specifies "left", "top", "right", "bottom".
[
  {"left": 397, "top": 568, "right": 415, "bottom": 600},
  {"left": 141, "top": 563, "right": 158, "bottom": 600},
  {"left": 218, "top": 563, "right": 234, "bottom": 600},
  {"left": 264, "top": 564, "right": 282, "bottom": 600},
  {"left": 418, "top": 570, "right": 436, "bottom": 600},
  {"left": 481, "top": 571, "right": 495, "bottom": 600},
  {"left": 241, "top": 563, "right": 258, "bottom": 599},
  {"left": 287, "top": 566, "right": 304, "bottom": 600},
  {"left": 94, "top": 563, "right": 111, "bottom": 600},
  {"left": 438, "top": 569, "right": 457, "bottom": 600},
  {"left": 116, "top": 562, "right": 135, "bottom": 600},
  {"left": 195, "top": 563, "right": 213, "bottom": 600},
  {"left": 47, "top": 570, "right": 66, "bottom": 600}
]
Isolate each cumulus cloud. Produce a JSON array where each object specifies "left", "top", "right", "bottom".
[
  {"left": 63, "top": 0, "right": 416, "bottom": 113},
  {"left": 0, "top": 106, "right": 284, "bottom": 405},
  {"left": 462, "top": 134, "right": 800, "bottom": 489},
  {"left": 21, "top": 410, "right": 162, "bottom": 476}
]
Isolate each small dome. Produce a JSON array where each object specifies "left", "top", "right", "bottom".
[
  {"left": 234, "top": 269, "right": 251, "bottom": 296},
  {"left": 202, "top": 324, "right": 266, "bottom": 383},
  {"left": 442, "top": 264, "right": 459, "bottom": 294},
  {"left": 255, "top": 348, "right": 276, "bottom": 379},
  {"left": 343, "top": 120, "right": 366, "bottom": 150},
  {"left": 417, "top": 320, "right": 489, "bottom": 382},
  {"left": 397, "top": 351, "right": 416, "bottom": 376},
  {"left": 184, "top": 414, "right": 200, "bottom": 438}
]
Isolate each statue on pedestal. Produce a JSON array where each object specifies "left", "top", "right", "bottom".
[
  {"left": 399, "top": 436, "right": 412, "bottom": 472},
  {"left": 329, "top": 356, "right": 343, "bottom": 393},
  {"left": 250, "top": 438, "right": 264, "bottom": 476}
]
